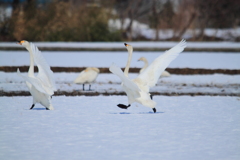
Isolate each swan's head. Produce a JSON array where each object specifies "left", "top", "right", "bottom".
[
  {"left": 138, "top": 57, "right": 147, "bottom": 62},
  {"left": 86, "top": 67, "right": 100, "bottom": 73},
  {"left": 124, "top": 43, "right": 133, "bottom": 53},
  {"left": 92, "top": 67, "right": 100, "bottom": 73},
  {"left": 17, "top": 40, "right": 30, "bottom": 47}
]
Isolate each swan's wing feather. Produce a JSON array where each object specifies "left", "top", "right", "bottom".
[
  {"left": 85, "top": 69, "right": 99, "bottom": 82},
  {"left": 137, "top": 39, "right": 186, "bottom": 87},
  {"left": 74, "top": 70, "right": 86, "bottom": 83},
  {"left": 30, "top": 43, "right": 56, "bottom": 92},
  {"left": 109, "top": 63, "right": 140, "bottom": 92},
  {"left": 17, "top": 69, "right": 51, "bottom": 95}
]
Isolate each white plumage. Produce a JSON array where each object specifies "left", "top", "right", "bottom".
[
  {"left": 17, "top": 40, "right": 56, "bottom": 110},
  {"left": 138, "top": 57, "right": 171, "bottom": 77},
  {"left": 74, "top": 67, "right": 100, "bottom": 91},
  {"left": 109, "top": 40, "right": 186, "bottom": 112}
]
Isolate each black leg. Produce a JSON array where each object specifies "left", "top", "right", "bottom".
[
  {"left": 30, "top": 104, "right": 35, "bottom": 110},
  {"left": 117, "top": 104, "right": 131, "bottom": 109},
  {"left": 152, "top": 108, "right": 156, "bottom": 113},
  {"left": 82, "top": 84, "right": 85, "bottom": 91},
  {"left": 89, "top": 84, "right": 91, "bottom": 91},
  {"left": 150, "top": 94, "right": 153, "bottom": 100},
  {"left": 46, "top": 108, "right": 50, "bottom": 110}
]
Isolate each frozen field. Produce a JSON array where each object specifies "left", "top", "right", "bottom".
[
  {"left": 1, "top": 50, "right": 239, "bottom": 96},
  {"left": 1, "top": 51, "right": 240, "bottom": 69},
  {"left": 0, "top": 41, "right": 240, "bottom": 160},
  {"left": 1, "top": 72, "right": 240, "bottom": 96},
  {"left": 0, "top": 96, "right": 240, "bottom": 160}
]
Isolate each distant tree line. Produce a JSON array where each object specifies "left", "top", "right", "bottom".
[{"left": 0, "top": 0, "right": 239, "bottom": 41}]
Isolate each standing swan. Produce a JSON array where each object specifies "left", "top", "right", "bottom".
[
  {"left": 17, "top": 40, "right": 56, "bottom": 110},
  {"left": 138, "top": 57, "right": 171, "bottom": 77},
  {"left": 74, "top": 67, "right": 100, "bottom": 91},
  {"left": 109, "top": 40, "right": 186, "bottom": 113}
]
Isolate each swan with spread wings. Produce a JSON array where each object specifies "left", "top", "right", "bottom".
[
  {"left": 109, "top": 40, "right": 186, "bottom": 113},
  {"left": 17, "top": 40, "right": 56, "bottom": 110}
]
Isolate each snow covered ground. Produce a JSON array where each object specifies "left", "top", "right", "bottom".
[
  {"left": 1, "top": 51, "right": 240, "bottom": 69},
  {"left": 0, "top": 42, "right": 240, "bottom": 160},
  {"left": 1, "top": 72, "right": 240, "bottom": 96},
  {"left": 1, "top": 41, "right": 240, "bottom": 49},
  {"left": 1, "top": 50, "right": 240, "bottom": 95},
  {"left": 1, "top": 50, "right": 239, "bottom": 95},
  {"left": 109, "top": 18, "right": 240, "bottom": 41},
  {"left": 0, "top": 96, "right": 240, "bottom": 160}
]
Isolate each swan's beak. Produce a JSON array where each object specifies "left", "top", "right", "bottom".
[
  {"left": 124, "top": 43, "right": 128, "bottom": 47},
  {"left": 17, "top": 41, "right": 23, "bottom": 45}
]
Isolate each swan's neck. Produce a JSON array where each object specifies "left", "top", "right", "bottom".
[
  {"left": 142, "top": 59, "right": 148, "bottom": 70},
  {"left": 124, "top": 50, "right": 132, "bottom": 77},
  {"left": 27, "top": 45, "right": 34, "bottom": 77}
]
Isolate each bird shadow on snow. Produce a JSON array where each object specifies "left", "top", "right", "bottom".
[
  {"left": 110, "top": 111, "right": 164, "bottom": 114},
  {"left": 24, "top": 108, "right": 47, "bottom": 111}
]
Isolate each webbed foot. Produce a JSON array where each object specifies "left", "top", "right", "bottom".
[
  {"left": 152, "top": 108, "right": 156, "bottom": 113},
  {"left": 117, "top": 104, "right": 131, "bottom": 109},
  {"left": 150, "top": 94, "right": 153, "bottom": 100}
]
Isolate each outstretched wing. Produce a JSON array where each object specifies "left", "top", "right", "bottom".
[
  {"left": 109, "top": 63, "right": 140, "bottom": 96},
  {"left": 30, "top": 43, "right": 56, "bottom": 94},
  {"left": 17, "top": 69, "right": 51, "bottom": 95},
  {"left": 136, "top": 39, "right": 186, "bottom": 88}
]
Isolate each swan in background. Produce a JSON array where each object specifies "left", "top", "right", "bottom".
[
  {"left": 17, "top": 40, "right": 56, "bottom": 110},
  {"left": 109, "top": 40, "right": 186, "bottom": 113},
  {"left": 74, "top": 67, "right": 100, "bottom": 91},
  {"left": 138, "top": 57, "right": 171, "bottom": 77}
]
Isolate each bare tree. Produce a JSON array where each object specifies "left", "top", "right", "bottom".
[
  {"left": 170, "top": 0, "right": 197, "bottom": 40},
  {"left": 149, "top": 0, "right": 176, "bottom": 41},
  {"left": 150, "top": 0, "right": 162, "bottom": 41},
  {"left": 114, "top": 0, "right": 150, "bottom": 41}
]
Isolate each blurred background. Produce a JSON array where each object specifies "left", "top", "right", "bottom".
[{"left": 0, "top": 0, "right": 240, "bottom": 42}]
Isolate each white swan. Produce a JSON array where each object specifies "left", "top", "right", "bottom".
[
  {"left": 17, "top": 40, "right": 56, "bottom": 110},
  {"left": 109, "top": 40, "right": 186, "bottom": 113},
  {"left": 138, "top": 57, "right": 171, "bottom": 77},
  {"left": 74, "top": 67, "right": 100, "bottom": 91}
]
